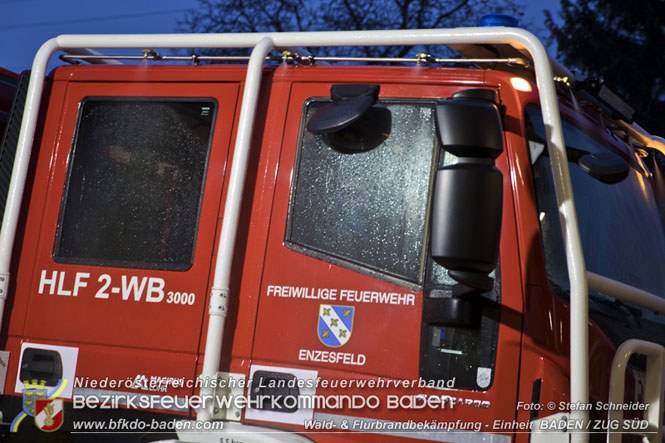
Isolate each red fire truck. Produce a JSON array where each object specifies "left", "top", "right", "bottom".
[{"left": 0, "top": 20, "right": 664, "bottom": 443}]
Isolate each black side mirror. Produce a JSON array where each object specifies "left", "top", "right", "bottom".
[
  {"left": 527, "top": 120, "right": 630, "bottom": 185},
  {"left": 431, "top": 89, "right": 504, "bottom": 292},
  {"left": 306, "top": 84, "right": 389, "bottom": 153},
  {"left": 577, "top": 151, "right": 630, "bottom": 184},
  {"left": 306, "top": 85, "right": 379, "bottom": 134}
]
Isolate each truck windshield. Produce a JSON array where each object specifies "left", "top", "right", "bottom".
[{"left": 526, "top": 105, "right": 665, "bottom": 297}]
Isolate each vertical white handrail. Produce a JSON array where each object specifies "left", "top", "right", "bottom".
[
  {"left": 607, "top": 340, "right": 664, "bottom": 443},
  {"left": 196, "top": 36, "right": 275, "bottom": 421}
]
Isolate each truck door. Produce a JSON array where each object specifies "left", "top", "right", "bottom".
[
  {"left": 247, "top": 80, "right": 524, "bottom": 432},
  {"left": 10, "top": 79, "right": 239, "bottom": 404}
]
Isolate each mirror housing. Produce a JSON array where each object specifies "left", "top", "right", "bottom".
[
  {"left": 306, "top": 84, "right": 379, "bottom": 134},
  {"left": 422, "top": 286, "right": 482, "bottom": 327},
  {"left": 577, "top": 151, "right": 630, "bottom": 184},
  {"left": 431, "top": 89, "right": 504, "bottom": 292},
  {"left": 526, "top": 112, "right": 630, "bottom": 185},
  {"left": 306, "top": 84, "right": 389, "bottom": 153}
]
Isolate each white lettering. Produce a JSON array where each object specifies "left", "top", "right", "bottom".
[
  {"left": 73, "top": 272, "right": 90, "bottom": 297},
  {"left": 298, "top": 348, "right": 366, "bottom": 366},
  {"left": 122, "top": 276, "right": 147, "bottom": 301},
  {"left": 38, "top": 270, "right": 57, "bottom": 295},
  {"left": 56, "top": 271, "right": 72, "bottom": 296},
  {"left": 268, "top": 285, "right": 415, "bottom": 306},
  {"left": 146, "top": 278, "right": 165, "bottom": 303},
  {"left": 339, "top": 289, "right": 415, "bottom": 306},
  {"left": 95, "top": 274, "right": 112, "bottom": 299},
  {"left": 72, "top": 395, "right": 86, "bottom": 409}
]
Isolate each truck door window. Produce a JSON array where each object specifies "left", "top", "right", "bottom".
[
  {"left": 54, "top": 98, "right": 216, "bottom": 270},
  {"left": 286, "top": 100, "right": 437, "bottom": 286},
  {"left": 284, "top": 97, "right": 502, "bottom": 390},
  {"left": 526, "top": 105, "right": 665, "bottom": 297}
]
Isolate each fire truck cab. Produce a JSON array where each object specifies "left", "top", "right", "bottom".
[{"left": 0, "top": 24, "right": 664, "bottom": 442}]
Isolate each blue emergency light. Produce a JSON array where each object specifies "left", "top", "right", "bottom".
[{"left": 478, "top": 14, "right": 519, "bottom": 27}]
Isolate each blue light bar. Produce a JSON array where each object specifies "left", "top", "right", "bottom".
[{"left": 478, "top": 14, "right": 519, "bottom": 27}]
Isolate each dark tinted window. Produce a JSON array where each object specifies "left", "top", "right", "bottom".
[
  {"left": 526, "top": 105, "right": 665, "bottom": 296},
  {"left": 286, "top": 101, "right": 437, "bottom": 285},
  {"left": 54, "top": 98, "right": 216, "bottom": 270}
]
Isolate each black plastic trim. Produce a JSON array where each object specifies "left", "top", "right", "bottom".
[{"left": 0, "top": 70, "right": 30, "bottom": 223}]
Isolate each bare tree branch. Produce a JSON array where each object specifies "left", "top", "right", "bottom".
[
  {"left": 432, "top": 0, "right": 470, "bottom": 28},
  {"left": 178, "top": 0, "right": 527, "bottom": 58}
]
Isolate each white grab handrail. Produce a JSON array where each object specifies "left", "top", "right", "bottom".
[
  {"left": 587, "top": 272, "right": 665, "bottom": 316},
  {"left": 197, "top": 36, "right": 275, "bottom": 421},
  {"left": 607, "top": 339, "right": 664, "bottom": 443}
]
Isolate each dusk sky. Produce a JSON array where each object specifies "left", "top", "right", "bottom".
[{"left": 0, "top": 0, "right": 561, "bottom": 74}]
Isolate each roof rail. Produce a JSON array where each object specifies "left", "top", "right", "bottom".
[
  {"left": 59, "top": 50, "right": 530, "bottom": 67},
  {"left": 62, "top": 48, "right": 122, "bottom": 65},
  {"left": 450, "top": 41, "right": 575, "bottom": 85}
]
